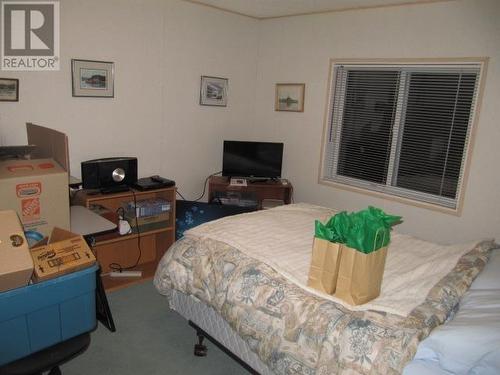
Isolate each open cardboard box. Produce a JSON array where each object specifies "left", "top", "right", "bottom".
[
  {"left": 30, "top": 227, "right": 96, "bottom": 282},
  {"left": 0, "top": 210, "right": 34, "bottom": 292},
  {"left": 0, "top": 123, "right": 70, "bottom": 239}
]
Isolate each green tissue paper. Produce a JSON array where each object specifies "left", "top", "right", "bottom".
[{"left": 314, "top": 206, "right": 401, "bottom": 254}]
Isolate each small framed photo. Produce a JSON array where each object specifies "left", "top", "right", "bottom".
[
  {"left": 72, "top": 59, "right": 114, "bottom": 97},
  {"left": 0, "top": 78, "right": 19, "bottom": 102},
  {"left": 200, "top": 76, "right": 228, "bottom": 106},
  {"left": 275, "top": 83, "right": 305, "bottom": 112}
]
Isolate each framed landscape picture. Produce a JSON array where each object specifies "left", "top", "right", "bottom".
[
  {"left": 0, "top": 78, "right": 19, "bottom": 102},
  {"left": 72, "top": 59, "right": 114, "bottom": 97},
  {"left": 275, "top": 83, "right": 305, "bottom": 112},
  {"left": 200, "top": 76, "right": 228, "bottom": 106}
]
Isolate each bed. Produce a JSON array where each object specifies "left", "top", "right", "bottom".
[{"left": 154, "top": 203, "right": 499, "bottom": 374}]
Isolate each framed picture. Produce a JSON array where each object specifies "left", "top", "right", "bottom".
[
  {"left": 200, "top": 76, "right": 228, "bottom": 106},
  {"left": 0, "top": 78, "right": 19, "bottom": 102},
  {"left": 275, "top": 83, "right": 305, "bottom": 112},
  {"left": 72, "top": 59, "right": 114, "bottom": 97}
]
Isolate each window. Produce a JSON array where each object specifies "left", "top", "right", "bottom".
[{"left": 321, "top": 61, "right": 484, "bottom": 210}]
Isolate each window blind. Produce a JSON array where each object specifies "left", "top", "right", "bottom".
[{"left": 323, "top": 63, "right": 481, "bottom": 209}]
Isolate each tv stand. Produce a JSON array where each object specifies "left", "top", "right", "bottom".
[{"left": 208, "top": 176, "right": 292, "bottom": 209}]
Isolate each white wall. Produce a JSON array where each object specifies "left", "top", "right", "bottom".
[
  {"left": 253, "top": 0, "right": 500, "bottom": 243},
  {"left": 2, "top": 0, "right": 498, "bottom": 244},
  {"left": 0, "top": 0, "right": 259, "bottom": 199},
  {"left": 161, "top": 0, "right": 259, "bottom": 197}
]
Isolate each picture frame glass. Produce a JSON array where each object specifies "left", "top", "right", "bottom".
[
  {"left": 276, "top": 84, "right": 305, "bottom": 112},
  {"left": 0, "top": 78, "right": 19, "bottom": 101},
  {"left": 72, "top": 59, "right": 114, "bottom": 97},
  {"left": 79, "top": 68, "right": 108, "bottom": 90},
  {"left": 200, "top": 76, "right": 228, "bottom": 106}
]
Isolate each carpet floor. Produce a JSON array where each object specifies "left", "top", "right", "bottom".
[{"left": 61, "top": 281, "right": 248, "bottom": 375}]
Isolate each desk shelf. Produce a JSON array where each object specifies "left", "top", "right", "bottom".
[
  {"left": 208, "top": 176, "right": 292, "bottom": 209},
  {"left": 72, "top": 187, "right": 176, "bottom": 290}
]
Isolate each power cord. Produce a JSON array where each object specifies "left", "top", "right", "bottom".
[
  {"left": 109, "top": 189, "right": 142, "bottom": 272},
  {"left": 176, "top": 190, "right": 187, "bottom": 200},
  {"left": 176, "top": 171, "right": 222, "bottom": 202}
]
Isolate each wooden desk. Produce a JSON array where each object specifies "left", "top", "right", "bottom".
[
  {"left": 208, "top": 176, "right": 292, "bottom": 209},
  {"left": 72, "top": 186, "right": 176, "bottom": 291}
]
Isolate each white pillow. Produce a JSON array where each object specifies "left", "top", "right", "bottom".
[
  {"left": 470, "top": 348, "right": 500, "bottom": 375},
  {"left": 403, "top": 360, "right": 452, "bottom": 375},
  {"left": 470, "top": 248, "right": 500, "bottom": 290},
  {"left": 405, "top": 248, "right": 500, "bottom": 375},
  {"left": 411, "top": 288, "right": 500, "bottom": 374}
]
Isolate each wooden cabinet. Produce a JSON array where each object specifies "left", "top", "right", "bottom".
[
  {"left": 208, "top": 176, "right": 292, "bottom": 209},
  {"left": 72, "top": 187, "right": 176, "bottom": 291}
]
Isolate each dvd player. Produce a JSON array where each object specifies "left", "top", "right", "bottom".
[{"left": 134, "top": 175, "right": 175, "bottom": 191}]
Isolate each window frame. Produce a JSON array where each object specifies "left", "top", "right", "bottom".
[{"left": 318, "top": 58, "right": 488, "bottom": 215}]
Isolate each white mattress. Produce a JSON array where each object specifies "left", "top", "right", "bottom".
[{"left": 170, "top": 290, "right": 273, "bottom": 375}]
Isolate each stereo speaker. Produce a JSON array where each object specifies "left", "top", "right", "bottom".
[{"left": 81, "top": 157, "right": 138, "bottom": 190}]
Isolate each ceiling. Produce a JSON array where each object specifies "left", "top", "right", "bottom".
[{"left": 184, "top": 0, "right": 450, "bottom": 19}]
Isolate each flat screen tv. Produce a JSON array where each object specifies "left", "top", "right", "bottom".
[{"left": 222, "top": 140, "right": 283, "bottom": 178}]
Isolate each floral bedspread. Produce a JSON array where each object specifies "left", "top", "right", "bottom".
[{"left": 154, "top": 236, "right": 493, "bottom": 374}]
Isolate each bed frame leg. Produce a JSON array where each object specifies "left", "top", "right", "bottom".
[{"left": 194, "top": 331, "right": 208, "bottom": 357}]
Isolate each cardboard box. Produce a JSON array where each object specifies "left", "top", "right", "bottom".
[
  {"left": 30, "top": 227, "right": 96, "bottom": 282},
  {"left": 0, "top": 123, "right": 70, "bottom": 238},
  {"left": 0, "top": 158, "right": 70, "bottom": 238},
  {"left": 0, "top": 210, "right": 34, "bottom": 292}
]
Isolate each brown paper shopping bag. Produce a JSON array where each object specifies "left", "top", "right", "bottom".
[
  {"left": 334, "top": 245, "right": 388, "bottom": 305},
  {"left": 307, "top": 237, "right": 342, "bottom": 294}
]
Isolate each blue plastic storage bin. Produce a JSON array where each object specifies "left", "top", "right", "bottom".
[{"left": 0, "top": 264, "right": 98, "bottom": 366}]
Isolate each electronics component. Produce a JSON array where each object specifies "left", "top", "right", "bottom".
[
  {"left": 81, "top": 157, "right": 138, "bottom": 191},
  {"left": 124, "top": 198, "right": 171, "bottom": 218},
  {"left": 222, "top": 140, "right": 283, "bottom": 178},
  {"left": 229, "top": 177, "right": 247, "bottom": 186},
  {"left": 133, "top": 175, "right": 175, "bottom": 191}
]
